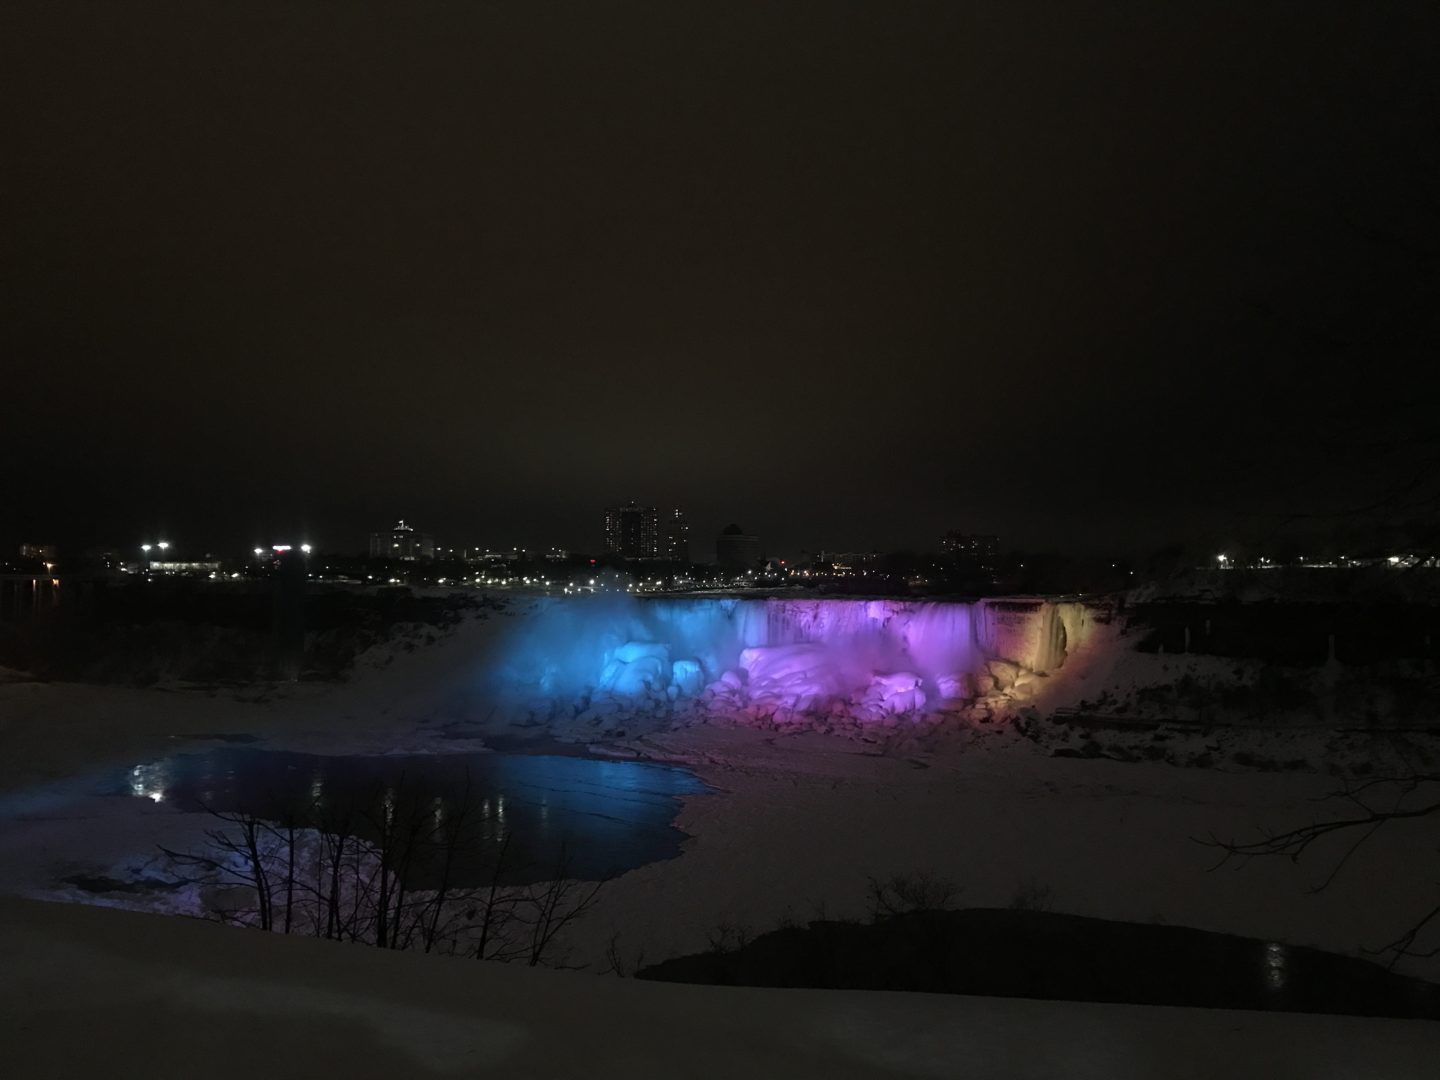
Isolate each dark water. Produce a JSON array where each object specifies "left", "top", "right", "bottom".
[
  {"left": 115, "top": 748, "right": 710, "bottom": 886},
  {"left": 639, "top": 908, "right": 1440, "bottom": 1019}
]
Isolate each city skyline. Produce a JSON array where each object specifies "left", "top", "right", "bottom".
[
  {"left": 4, "top": 6, "right": 1437, "bottom": 564},
  {"left": 7, "top": 496, "right": 1426, "bottom": 567}
]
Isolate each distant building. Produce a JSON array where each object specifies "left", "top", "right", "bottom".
[
  {"left": 149, "top": 560, "right": 223, "bottom": 576},
  {"left": 463, "top": 546, "right": 550, "bottom": 563},
  {"left": 817, "top": 550, "right": 882, "bottom": 577},
  {"left": 662, "top": 508, "right": 690, "bottom": 562},
  {"left": 604, "top": 501, "right": 659, "bottom": 559},
  {"left": 941, "top": 532, "right": 999, "bottom": 575},
  {"left": 716, "top": 524, "right": 761, "bottom": 571},
  {"left": 18, "top": 544, "right": 57, "bottom": 564},
  {"left": 369, "top": 520, "right": 435, "bottom": 561}
]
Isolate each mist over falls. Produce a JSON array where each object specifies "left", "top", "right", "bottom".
[{"left": 494, "top": 596, "right": 1077, "bottom": 724}]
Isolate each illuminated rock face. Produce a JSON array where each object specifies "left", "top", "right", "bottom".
[{"left": 497, "top": 596, "right": 1081, "bottom": 723}]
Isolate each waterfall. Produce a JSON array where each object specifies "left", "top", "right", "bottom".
[
  {"left": 900, "top": 601, "right": 981, "bottom": 680},
  {"left": 496, "top": 594, "right": 1038, "bottom": 702}
]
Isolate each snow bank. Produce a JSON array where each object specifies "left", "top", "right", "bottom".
[{"left": 4, "top": 895, "right": 1438, "bottom": 1079}]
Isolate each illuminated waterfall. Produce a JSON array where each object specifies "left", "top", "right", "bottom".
[{"left": 496, "top": 596, "right": 1073, "bottom": 721}]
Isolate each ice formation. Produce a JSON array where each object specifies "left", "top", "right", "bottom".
[{"left": 495, "top": 595, "right": 1088, "bottom": 726}]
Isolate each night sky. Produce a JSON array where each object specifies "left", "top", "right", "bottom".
[{"left": 3, "top": 3, "right": 1437, "bottom": 559}]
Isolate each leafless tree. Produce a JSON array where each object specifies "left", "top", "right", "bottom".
[
  {"left": 601, "top": 932, "right": 646, "bottom": 977},
  {"left": 1200, "top": 772, "right": 1440, "bottom": 963},
  {"left": 160, "top": 808, "right": 280, "bottom": 929},
  {"left": 703, "top": 920, "right": 751, "bottom": 956},
  {"left": 513, "top": 843, "right": 606, "bottom": 968},
  {"left": 866, "top": 871, "right": 958, "bottom": 920},
  {"left": 470, "top": 832, "right": 519, "bottom": 961},
  {"left": 159, "top": 776, "right": 608, "bottom": 968}
]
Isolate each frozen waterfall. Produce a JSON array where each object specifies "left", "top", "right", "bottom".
[{"left": 495, "top": 595, "right": 1076, "bottom": 722}]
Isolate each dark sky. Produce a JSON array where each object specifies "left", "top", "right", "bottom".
[{"left": 3, "top": 2, "right": 1437, "bottom": 560}]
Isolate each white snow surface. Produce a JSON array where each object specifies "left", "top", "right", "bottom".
[{"left": 2, "top": 893, "right": 1438, "bottom": 1079}]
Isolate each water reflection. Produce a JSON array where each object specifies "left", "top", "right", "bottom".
[
  {"left": 114, "top": 748, "right": 709, "bottom": 886},
  {"left": 128, "top": 763, "right": 168, "bottom": 803},
  {"left": 1263, "top": 941, "right": 1289, "bottom": 991}
]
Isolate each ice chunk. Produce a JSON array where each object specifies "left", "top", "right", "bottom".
[
  {"left": 597, "top": 642, "right": 671, "bottom": 696},
  {"left": 935, "top": 673, "right": 974, "bottom": 701},
  {"left": 861, "top": 672, "right": 927, "bottom": 716},
  {"left": 614, "top": 641, "right": 671, "bottom": 666},
  {"left": 671, "top": 658, "right": 705, "bottom": 697},
  {"left": 739, "top": 643, "right": 830, "bottom": 680},
  {"left": 986, "top": 659, "right": 1022, "bottom": 691},
  {"left": 739, "top": 644, "right": 843, "bottom": 709}
]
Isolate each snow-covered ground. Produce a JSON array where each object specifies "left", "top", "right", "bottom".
[
  {"left": 2, "top": 596, "right": 1439, "bottom": 1073},
  {"left": 2, "top": 610, "right": 1435, "bottom": 970},
  {"left": 0, "top": 604, "right": 523, "bottom": 793},
  {"left": 4, "top": 893, "right": 1438, "bottom": 1080},
  {"left": 582, "top": 724, "right": 1440, "bottom": 981}
]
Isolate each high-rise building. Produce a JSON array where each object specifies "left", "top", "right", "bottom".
[
  {"left": 604, "top": 501, "right": 659, "bottom": 559},
  {"left": 369, "top": 519, "right": 435, "bottom": 561},
  {"left": 716, "top": 524, "right": 761, "bottom": 571},
  {"left": 662, "top": 507, "right": 690, "bottom": 562}
]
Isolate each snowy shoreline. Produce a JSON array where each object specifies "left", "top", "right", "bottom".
[{"left": 3, "top": 599, "right": 1439, "bottom": 986}]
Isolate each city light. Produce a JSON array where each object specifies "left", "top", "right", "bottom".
[{"left": 300, "top": 543, "right": 312, "bottom": 554}]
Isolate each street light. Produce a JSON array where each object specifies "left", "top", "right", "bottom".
[
  {"left": 141, "top": 544, "right": 152, "bottom": 553},
  {"left": 157, "top": 541, "right": 170, "bottom": 553},
  {"left": 300, "top": 543, "right": 312, "bottom": 554}
]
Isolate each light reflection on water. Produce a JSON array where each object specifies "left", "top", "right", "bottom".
[
  {"left": 112, "top": 747, "right": 710, "bottom": 886},
  {"left": 128, "top": 763, "right": 167, "bottom": 803},
  {"left": 1264, "top": 941, "right": 1289, "bottom": 991}
]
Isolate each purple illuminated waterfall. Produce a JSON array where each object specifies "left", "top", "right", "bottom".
[{"left": 497, "top": 596, "right": 1071, "bottom": 722}]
